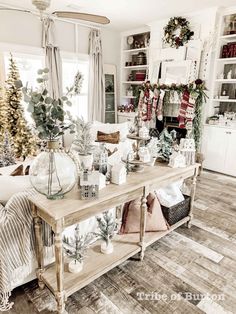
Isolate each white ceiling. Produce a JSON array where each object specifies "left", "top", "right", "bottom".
[{"left": 0, "top": 0, "right": 236, "bottom": 30}]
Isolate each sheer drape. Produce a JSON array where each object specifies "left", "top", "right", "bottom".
[
  {"left": 88, "top": 29, "right": 105, "bottom": 122},
  {"left": 42, "top": 18, "right": 62, "bottom": 99}
]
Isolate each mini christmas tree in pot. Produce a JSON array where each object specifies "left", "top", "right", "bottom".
[
  {"left": 63, "top": 225, "right": 93, "bottom": 273},
  {"left": 69, "top": 114, "right": 94, "bottom": 170},
  {"left": 94, "top": 211, "right": 118, "bottom": 254}
]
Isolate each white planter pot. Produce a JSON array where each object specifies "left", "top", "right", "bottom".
[
  {"left": 68, "top": 260, "right": 83, "bottom": 273},
  {"left": 79, "top": 154, "right": 93, "bottom": 170},
  {"left": 101, "top": 241, "right": 113, "bottom": 254}
]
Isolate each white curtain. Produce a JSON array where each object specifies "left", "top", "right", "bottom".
[
  {"left": 42, "top": 18, "right": 62, "bottom": 99},
  {"left": 88, "top": 29, "right": 105, "bottom": 122}
]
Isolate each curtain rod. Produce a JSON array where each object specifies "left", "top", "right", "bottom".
[{"left": 0, "top": 3, "right": 101, "bottom": 30}]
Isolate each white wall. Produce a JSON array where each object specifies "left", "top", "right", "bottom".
[{"left": 0, "top": 10, "right": 120, "bottom": 66}]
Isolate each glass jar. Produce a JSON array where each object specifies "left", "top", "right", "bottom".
[{"left": 30, "top": 139, "right": 77, "bottom": 199}]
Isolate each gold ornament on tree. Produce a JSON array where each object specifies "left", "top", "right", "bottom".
[{"left": 5, "top": 54, "right": 36, "bottom": 159}]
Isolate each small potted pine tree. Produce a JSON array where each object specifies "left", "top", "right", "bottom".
[
  {"left": 94, "top": 211, "right": 118, "bottom": 254},
  {"left": 69, "top": 115, "right": 94, "bottom": 170},
  {"left": 63, "top": 225, "right": 93, "bottom": 273}
]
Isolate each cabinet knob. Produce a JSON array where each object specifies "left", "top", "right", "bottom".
[
  {"left": 127, "top": 118, "right": 131, "bottom": 121},
  {"left": 226, "top": 131, "right": 232, "bottom": 134}
]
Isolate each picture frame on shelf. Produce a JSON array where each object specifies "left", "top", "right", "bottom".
[{"left": 161, "top": 60, "right": 192, "bottom": 85}]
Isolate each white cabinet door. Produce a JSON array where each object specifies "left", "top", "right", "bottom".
[
  {"left": 224, "top": 130, "right": 236, "bottom": 176},
  {"left": 202, "top": 126, "right": 227, "bottom": 173}
]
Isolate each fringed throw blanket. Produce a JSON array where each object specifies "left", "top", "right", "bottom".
[{"left": 0, "top": 190, "right": 53, "bottom": 311}]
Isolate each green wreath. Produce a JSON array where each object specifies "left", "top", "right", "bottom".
[{"left": 163, "top": 17, "right": 194, "bottom": 48}]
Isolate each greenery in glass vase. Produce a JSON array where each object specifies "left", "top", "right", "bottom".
[
  {"left": 15, "top": 68, "right": 75, "bottom": 141},
  {"left": 68, "top": 114, "right": 94, "bottom": 155}
]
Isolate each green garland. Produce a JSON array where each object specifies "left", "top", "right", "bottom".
[
  {"left": 163, "top": 17, "right": 194, "bottom": 49},
  {"left": 140, "top": 80, "right": 208, "bottom": 152}
]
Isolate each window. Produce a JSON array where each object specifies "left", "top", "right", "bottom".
[
  {"left": 62, "top": 55, "right": 89, "bottom": 121},
  {"left": 2, "top": 49, "right": 89, "bottom": 123}
]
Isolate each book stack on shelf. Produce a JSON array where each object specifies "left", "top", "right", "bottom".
[{"left": 221, "top": 42, "right": 236, "bottom": 58}]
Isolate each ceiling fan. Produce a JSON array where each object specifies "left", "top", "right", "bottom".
[{"left": 0, "top": 0, "right": 110, "bottom": 25}]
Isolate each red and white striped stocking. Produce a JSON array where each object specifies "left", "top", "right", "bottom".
[
  {"left": 185, "top": 91, "right": 197, "bottom": 131},
  {"left": 178, "top": 90, "right": 190, "bottom": 128},
  {"left": 157, "top": 90, "right": 165, "bottom": 121}
]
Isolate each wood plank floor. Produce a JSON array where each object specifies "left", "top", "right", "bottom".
[{"left": 3, "top": 171, "right": 236, "bottom": 314}]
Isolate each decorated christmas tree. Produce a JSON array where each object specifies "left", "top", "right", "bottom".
[{"left": 5, "top": 55, "right": 36, "bottom": 159}]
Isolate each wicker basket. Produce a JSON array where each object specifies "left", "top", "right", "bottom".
[{"left": 161, "top": 195, "right": 191, "bottom": 226}]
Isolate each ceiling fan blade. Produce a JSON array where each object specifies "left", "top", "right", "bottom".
[
  {"left": 0, "top": 7, "right": 31, "bottom": 13},
  {"left": 53, "top": 11, "right": 110, "bottom": 25}
]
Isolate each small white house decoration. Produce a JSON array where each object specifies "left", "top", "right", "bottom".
[
  {"left": 139, "top": 125, "right": 149, "bottom": 139},
  {"left": 80, "top": 170, "right": 106, "bottom": 199},
  {"left": 93, "top": 144, "right": 108, "bottom": 171},
  {"left": 179, "top": 138, "right": 195, "bottom": 166},
  {"left": 139, "top": 147, "right": 151, "bottom": 162},
  {"left": 111, "top": 163, "right": 127, "bottom": 185},
  {"left": 168, "top": 151, "right": 186, "bottom": 168}
]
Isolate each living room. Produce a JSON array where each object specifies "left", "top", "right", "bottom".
[{"left": 0, "top": 1, "right": 236, "bottom": 314}]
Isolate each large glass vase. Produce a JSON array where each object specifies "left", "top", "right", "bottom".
[{"left": 30, "top": 140, "right": 77, "bottom": 199}]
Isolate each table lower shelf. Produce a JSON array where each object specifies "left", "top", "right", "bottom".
[{"left": 41, "top": 216, "right": 190, "bottom": 298}]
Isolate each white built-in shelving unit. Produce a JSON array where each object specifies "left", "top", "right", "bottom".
[
  {"left": 118, "top": 27, "right": 150, "bottom": 123},
  {"left": 210, "top": 9, "right": 236, "bottom": 116}
]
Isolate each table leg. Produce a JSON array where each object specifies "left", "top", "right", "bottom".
[
  {"left": 54, "top": 231, "right": 66, "bottom": 314},
  {"left": 139, "top": 188, "right": 148, "bottom": 261},
  {"left": 187, "top": 167, "right": 198, "bottom": 229},
  {"left": 32, "top": 205, "right": 45, "bottom": 290}
]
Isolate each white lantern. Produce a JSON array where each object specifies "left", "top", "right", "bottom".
[
  {"left": 179, "top": 139, "right": 195, "bottom": 166},
  {"left": 139, "top": 147, "right": 151, "bottom": 163},
  {"left": 139, "top": 126, "right": 149, "bottom": 139},
  {"left": 111, "top": 163, "right": 127, "bottom": 185},
  {"left": 179, "top": 139, "right": 195, "bottom": 150},
  {"left": 168, "top": 151, "right": 186, "bottom": 168}
]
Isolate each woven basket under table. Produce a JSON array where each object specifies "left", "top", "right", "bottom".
[{"left": 161, "top": 195, "right": 191, "bottom": 226}]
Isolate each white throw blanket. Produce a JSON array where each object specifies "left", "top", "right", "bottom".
[{"left": 0, "top": 190, "right": 53, "bottom": 311}]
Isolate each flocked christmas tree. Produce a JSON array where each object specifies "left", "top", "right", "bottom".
[
  {"left": 0, "top": 86, "right": 7, "bottom": 150},
  {"left": 0, "top": 133, "right": 16, "bottom": 167},
  {"left": 5, "top": 54, "right": 36, "bottom": 159},
  {"left": 157, "top": 128, "right": 173, "bottom": 161},
  {"left": 0, "top": 85, "right": 16, "bottom": 166}
]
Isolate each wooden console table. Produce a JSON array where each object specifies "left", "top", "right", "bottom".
[{"left": 29, "top": 163, "right": 199, "bottom": 314}]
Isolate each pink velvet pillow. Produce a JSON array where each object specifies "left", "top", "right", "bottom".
[{"left": 120, "top": 193, "right": 168, "bottom": 233}]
